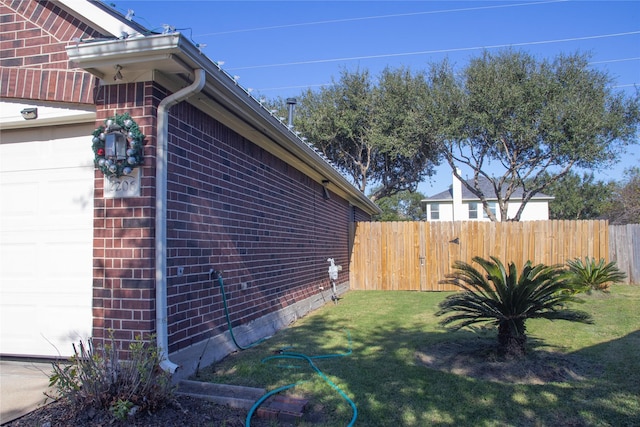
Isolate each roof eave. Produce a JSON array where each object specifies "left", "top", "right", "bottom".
[
  {"left": 423, "top": 196, "right": 554, "bottom": 203},
  {"left": 66, "top": 33, "right": 380, "bottom": 215},
  {"left": 56, "top": 0, "right": 145, "bottom": 38}
]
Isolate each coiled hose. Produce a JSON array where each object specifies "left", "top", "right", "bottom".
[
  {"left": 245, "top": 330, "right": 357, "bottom": 427},
  {"left": 214, "top": 271, "right": 357, "bottom": 426}
]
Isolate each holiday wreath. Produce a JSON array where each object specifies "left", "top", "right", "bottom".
[{"left": 91, "top": 112, "right": 144, "bottom": 178}]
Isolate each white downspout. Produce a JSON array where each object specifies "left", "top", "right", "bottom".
[{"left": 156, "top": 69, "right": 206, "bottom": 373}]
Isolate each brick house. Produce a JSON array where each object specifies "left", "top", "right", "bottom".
[{"left": 0, "top": 0, "right": 379, "bottom": 378}]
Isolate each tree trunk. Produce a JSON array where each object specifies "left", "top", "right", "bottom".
[{"left": 498, "top": 321, "right": 527, "bottom": 358}]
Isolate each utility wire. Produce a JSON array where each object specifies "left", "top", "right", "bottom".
[
  {"left": 228, "top": 30, "right": 640, "bottom": 71},
  {"left": 196, "top": 0, "right": 568, "bottom": 37},
  {"left": 253, "top": 57, "right": 640, "bottom": 92}
]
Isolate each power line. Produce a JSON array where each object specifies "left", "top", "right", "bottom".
[
  {"left": 590, "top": 57, "right": 640, "bottom": 65},
  {"left": 195, "top": 0, "right": 567, "bottom": 37},
  {"left": 252, "top": 57, "right": 639, "bottom": 93},
  {"left": 228, "top": 31, "right": 640, "bottom": 71},
  {"left": 256, "top": 80, "right": 638, "bottom": 94}
]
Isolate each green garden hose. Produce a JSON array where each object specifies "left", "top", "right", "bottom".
[
  {"left": 216, "top": 273, "right": 269, "bottom": 350},
  {"left": 245, "top": 331, "right": 357, "bottom": 427},
  {"left": 213, "top": 271, "right": 357, "bottom": 426}
]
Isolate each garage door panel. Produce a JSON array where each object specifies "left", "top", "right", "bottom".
[
  {"left": 0, "top": 180, "right": 39, "bottom": 219},
  {"left": 42, "top": 240, "right": 92, "bottom": 276},
  {"left": 0, "top": 124, "right": 94, "bottom": 357},
  {"left": 2, "top": 170, "right": 93, "bottom": 230},
  {"left": 0, "top": 242, "right": 37, "bottom": 278},
  {"left": 44, "top": 169, "right": 94, "bottom": 217}
]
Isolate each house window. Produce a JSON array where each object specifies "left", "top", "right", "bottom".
[
  {"left": 482, "top": 202, "right": 497, "bottom": 219},
  {"left": 430, "top": 203, "right": 439, "bottom": 220},
  {"left": 469, "top": 202, "right": 478, "bottom": 219}
]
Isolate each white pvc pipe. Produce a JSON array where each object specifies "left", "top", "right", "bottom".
[{"left": 156, "top": 69, "right": 206, "bottom": 373}]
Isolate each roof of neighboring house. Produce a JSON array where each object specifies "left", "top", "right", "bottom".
[
  {"left": 60, "top": 1, "right": 381, "bottom": 215},
  {"left": 425, "top": 175, "right": 553, "bottom": 202}
]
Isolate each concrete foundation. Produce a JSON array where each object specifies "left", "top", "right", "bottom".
[{"left": 169, "top": 283, "right": 349, "bottom": 382}]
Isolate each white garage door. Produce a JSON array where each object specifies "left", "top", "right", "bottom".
[{"left": 0, "top": 124, "right": 94, "bottom": 357}]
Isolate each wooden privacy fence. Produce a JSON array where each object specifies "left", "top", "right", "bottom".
[
  {"left": 609, "top": 223, "right": 640, "bottom": 284},
  {"left": 349, "top": 220, "right": 609, "bottom": 291}
]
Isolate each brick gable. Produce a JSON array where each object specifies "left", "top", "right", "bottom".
[{"left": 0, "top": 0, "right": 101, "bottom": 103}]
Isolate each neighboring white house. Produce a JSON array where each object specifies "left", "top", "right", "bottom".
[{"left": 423, "top": 170, "right": 553, "bottom": 221}]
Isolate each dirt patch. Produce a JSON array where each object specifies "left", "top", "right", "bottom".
[{"left": 416, "top": 339, "right": 602, "bottom": 385}]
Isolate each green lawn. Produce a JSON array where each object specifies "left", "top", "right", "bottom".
[{"left": 195, "top": 285, "right": 640, "bottom": 426}]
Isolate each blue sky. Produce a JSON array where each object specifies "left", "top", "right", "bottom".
[{"left": 110, "top": 0, "right": 639, "bottom": 194}]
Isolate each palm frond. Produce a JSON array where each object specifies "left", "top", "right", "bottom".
[
  {"left": 436, "top": 256, "right": 595, "bottom": 356},
  {"left": 567, "top": 257, "right": 627, "bottom": 292}
]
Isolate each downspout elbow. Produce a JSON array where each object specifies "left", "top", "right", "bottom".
[{"left": 156, "top": 69, "right": 206, "bottom": 373}]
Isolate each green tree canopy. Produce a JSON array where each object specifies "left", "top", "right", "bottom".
[
  {"left": 292, "top": 67, "right": 441, "bottom": 201},
  {"left": 373, "top": 190, "right": 427, "bottom": 221},
  {"left": 428, "top": 49, "right": 640, "bottom": 221},
  {"left": 605, "top": 167, "right": 640, "bottom": 224},
  {"left": 543, "top": 171, "right": 615, "bottom": 220}
]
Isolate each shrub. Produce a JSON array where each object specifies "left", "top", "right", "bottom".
[
  {"left": 567, "top": 257, "right": 627, "bottom": 293},
  {"left": 437, "top": 256, "right": 593, "bottom": 358},
  {"left": 49, "top": 332, "right": 173, "bottom": 421}
]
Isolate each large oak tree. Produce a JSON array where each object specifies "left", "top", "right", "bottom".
[
  {"left": 292, "top": 67, "right": 441, "bottom": 202},
  {"left": 428, "top": 50, "right": 639, "bottom": 221}
]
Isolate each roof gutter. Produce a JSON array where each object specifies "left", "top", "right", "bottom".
[
  {"left": 155, "top": 69, "right": 206, "bottom": 373},
  {"left": 65, "top": 33, "right": 380, "bottom": 215},
  {"left": 171, "top": 35, "right": 381, "bottom": 214}
]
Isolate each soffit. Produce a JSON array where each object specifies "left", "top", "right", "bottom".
[{"left": 66, "top": 34, "right": 380, "bottom": 215}]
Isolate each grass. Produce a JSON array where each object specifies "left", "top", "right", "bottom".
[{"left": 194, "top": 285, "right": 640, "bottom": 426}]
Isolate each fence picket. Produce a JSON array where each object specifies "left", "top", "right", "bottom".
[{"left": 348, "top": 220, "right": 635, "bottom": 291}]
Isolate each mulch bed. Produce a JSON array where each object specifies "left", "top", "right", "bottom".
[{"left": 4, "top": 395, "right": 282, "bottom": 427}]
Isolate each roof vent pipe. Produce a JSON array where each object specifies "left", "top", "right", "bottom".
[{"left": 286, "top": 97, "right": 296, "bottom": 128}]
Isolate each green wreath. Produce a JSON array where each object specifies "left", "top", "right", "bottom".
[{"left": 91, "top": 112, "right": 144, "bottom": 178}]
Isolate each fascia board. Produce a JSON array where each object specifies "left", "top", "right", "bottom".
[
  {"left": 66, "top": 33, "right": 380, "bottom": 215},
  {"left": 66, "top": 34, "right": 184, "bottom": 68},
  {"left": 56, "top": 0, "right": 142, "bottom": 38}
]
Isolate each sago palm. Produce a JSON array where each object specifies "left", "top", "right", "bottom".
[
  {"left": 566, "top": 257, "right": 627, "bottom": 293},
  {"left": 436, "top": 256, "right": 593, "bottom": 358}
]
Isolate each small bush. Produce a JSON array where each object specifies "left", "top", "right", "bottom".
[
  {"left": 566, "top": 257, "right": 627, "bottom": 293},
  {"left": 437, "top": 256, "right": 593, "bottom": 358},
  {"left": 49, "top": 332, "right": 173, "bottom": 421}
]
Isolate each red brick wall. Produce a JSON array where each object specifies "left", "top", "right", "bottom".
[
  {"left": 92, "top": 81, "right": 368, "bottom": 354},
  {"left": 3, "top": 1, "right": 371, "bottom": 357},
  {"left": 92, "top": 82, "right": 159, "bottom": 349},
  {"left": 164, "top": 102, "right": 358, "bottom": 353},
  {"left": 0, "top": 0, "right": 99, "bottom": 103}
]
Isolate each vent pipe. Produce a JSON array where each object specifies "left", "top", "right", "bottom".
[{"left": 286, "top": 97, "right": 297, "bottom": 128}]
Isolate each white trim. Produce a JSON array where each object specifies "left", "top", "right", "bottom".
[
  {"left": 0, "top": 101, "right": 95, "bottom": 130},
  {"left": 57, "top": 0, "right": 141, "bottom": 38}
]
